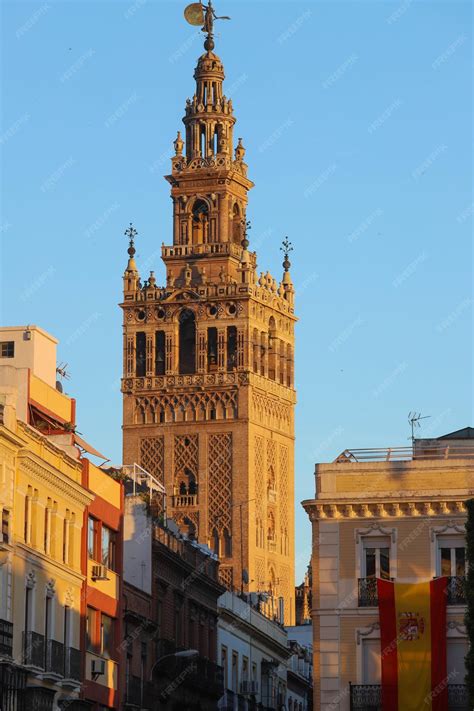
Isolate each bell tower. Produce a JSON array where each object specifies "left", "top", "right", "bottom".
[{"left": 121, "top": 6, "right": 297, "bottom": 623}]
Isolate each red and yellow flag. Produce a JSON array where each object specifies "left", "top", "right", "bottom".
[{"left": 377, "top": 578, "right": 448, "bottom": 711}]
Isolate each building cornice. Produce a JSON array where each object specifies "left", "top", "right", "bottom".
[
  {"left": 303, "top": 498, "right": 467, "bottom": 521},
  {"left": 18, "top": 451, "right": 93, "bottom": 507},
  {"left": 219, "top": 607, "right": 290, "bottom": 659}
]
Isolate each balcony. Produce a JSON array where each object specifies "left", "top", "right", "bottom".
[
  {"left": 0, "top": 662, "right": 28, "bottom": 711},
  {"left": 172, "top": 494, "right": 198, "bottom": 508},
  {"left": 0, "top": 619, "right": 13, "bottom": 658},
  {"left": 45, "top": 640, "right": 64, "bottom": 678},
  {"left": 358, "top": 577, "right": 378, "bottom": 607},
  {"left": 23, "top": 631, "right": 45, "bottom": 669},
  {"left": 24, "top": 686, "right": 56, "bottom": 711},
  {"left": 349, "top": 684, "right": 469, "bottom": 710},
  {"left": 446, "top": 576, "right": 466, "bottom": 605},
  {"left": 65, "top": 646, "right": 81, "bottom": 682}
]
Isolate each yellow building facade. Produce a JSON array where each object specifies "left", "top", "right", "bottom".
[
  {"left": 0, "top": 326, "right": 93, "bottom": 707},
  {"left": 0, "top": 325, "right": 122, "bottom": 710},
  {"left": 120, "top": 26, "right": 297, "bottom": 622},
  {"left": 303, "top": 430, "right": 473, "bottom": 711}
]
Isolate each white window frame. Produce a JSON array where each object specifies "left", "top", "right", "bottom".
[
  {"left": 355, "top": 524, "right": 397, "bottom": 580},
  {"left": 430, "top": 522, "right": 465, "bottom": 578}
]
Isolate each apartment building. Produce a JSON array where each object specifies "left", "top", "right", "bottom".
[{"left": 302, "top": 429, "right": 473, "bottom": 711}]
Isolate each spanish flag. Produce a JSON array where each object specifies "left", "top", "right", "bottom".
[{"left": 377, "top": 578, "right": 448, "bottom": 711}]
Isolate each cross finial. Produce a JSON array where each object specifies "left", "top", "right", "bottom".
[
  {"left": 241, "top": 219, "right": 251, "bottom": 250},
  {"left": 125, "top": 222, "right": 138, "bottom": 257},
  {"left": 280, "top": 237, "right": 293, "bottom": 272}
]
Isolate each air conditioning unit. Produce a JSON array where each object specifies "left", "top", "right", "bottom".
[
  {"left": 91, "top": 659, "right": 105, "bottom": 676},
  {"left": 91, "top": 564, "right": 109, "bottom": 581},
  {"left": 240, "top": 680, "right": 259, "bottom": 695}
]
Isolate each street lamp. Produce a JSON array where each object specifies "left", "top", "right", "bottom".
[{"left": 149, "top": 649, "right": 199, "bottom": 680}]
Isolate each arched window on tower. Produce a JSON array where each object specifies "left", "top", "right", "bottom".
[
  {"left": 192, "top": 199, "right": 209, "bottom": 244},
  {"left": 227, "top": 326, "right": 237, "bottom": 371},
  {"left": 155, "top": 331, "right": 165, "bottom": 375},
  {"left": 211, "top": 528, "right": 220, "bottom": 556},
  {"left": 207, "top": 327, "right": 218, "bottom": 371},
  {"left": 268, "top": 317, "right": 277, "bottom": 381},
  {"left": 232, "top": 203, "right": 241, "bottom": 245},
  {"left": 223, "top": 528, "right": 232, "bottom": 558},
  {"left": 136, "top": 332, "right": 146, "bottom": 377},
  {"left": 286, "top": 343, "right": 293, "bottom": 387},
  {"left": 179, "top": 309, "right": 196, "bottom": 374}
]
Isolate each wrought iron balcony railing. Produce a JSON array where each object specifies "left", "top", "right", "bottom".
[
  {"left": 446, "top": 576, "right": 466, "bottom": 605},
  {"left": 358, "top": 577, "right": 379, "bottom": 607},
  {"left": 349, "top": 684, "right": 469, "bottom": 710},
  {"left": 0, "top": 620, "right": 13, "bottom": 658},
  {"left": 65, "top": 646, "right": 81, "bottom": 681},
  {"left": 45, "top": 640, "right": 64, "bottom": 677},
  {"left": 23, "top": 631, "right": 45, "bottom": 669}
]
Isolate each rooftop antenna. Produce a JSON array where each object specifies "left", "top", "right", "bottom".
[
  {"left": 408, "top": 411, "right": 430, "bottom": 445},
  {"left": 56, "top": 363, "right": 71, "bottom": 381}
]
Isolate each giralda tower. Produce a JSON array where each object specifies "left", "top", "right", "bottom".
[{"left": 120, "top": 1, "right": 297, "bottom": 623}]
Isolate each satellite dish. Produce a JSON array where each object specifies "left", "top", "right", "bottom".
[
  {"left": 184, "top": 3, "right": 205, "bottom": 26},
  {"left": 242, "top": 568, "right": 249, "bottom": 584}
]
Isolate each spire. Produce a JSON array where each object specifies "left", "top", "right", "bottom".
[
  {"left": 280, "top": 238, "right": 295, "bottom": 304},
  {"left": 124, "top": 223, "right": 138, "bottom": 273}
]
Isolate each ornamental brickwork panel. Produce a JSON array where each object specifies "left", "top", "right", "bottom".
[
  {"left": 139, "top": 436, "right": 165, "bottom": 517},
  {"left": 174, "top": 434, "right": 199, "bottom": 482},
  {"left": 254, "top": 436, "right": 265, "bottom": 548},
  {"left": 219, "top": 566, "right": 233, "bottom": 591},
  {"left": 279, "top": 444, "right": 289, "bottom": 553},
  {"left": 208, "top": 433, "right": 232, "bottom": 536}
]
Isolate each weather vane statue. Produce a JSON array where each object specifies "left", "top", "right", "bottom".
[{"left": 184, "top": 0, "right": 230, "bottom": 51}]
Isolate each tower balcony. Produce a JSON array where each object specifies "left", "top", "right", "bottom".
[
  {"left": 172, "top": 494, "right": 198, "bottom": 508},
  {"left": 162, "top": 241, "right": 243, "bottom": 261}
]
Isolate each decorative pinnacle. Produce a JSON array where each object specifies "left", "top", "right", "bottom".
[
  {"left": 280, "top": 237, "right": 293, "bottom": 272},
  {"left": 125, "top": 222, "right": 138, "bottom": 257},
  {"left": 241, "top": 219, "right": 251, "bottom": 250}
]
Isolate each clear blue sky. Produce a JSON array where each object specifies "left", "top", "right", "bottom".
[{"left": 2, "top": 0, "right": 472, "bottom": 583}]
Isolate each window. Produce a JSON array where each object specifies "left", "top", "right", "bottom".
[
  {"left": 227, "top": 326, "right": 237, "bottom": 370},
  {"left": 1, "top": 509, "right": 9, "bottom": 544},
  {"left": 86, "top": 607, "right": 98, "bottom": 652},
  {"left": 207, "top": 327, "right": 218, "bottom": 371},
  {"left": 221, "top": 646, "right": 228, "bottom": 689},
  {"left": 363, "top": 537, "right": 390, "bottom": 580},
  {"left": 232, "top": 651, "right": 239, "bottom": 692},
  {"left": 242, "top": 656, "right": 249, "bottom": 682},
  {"left": 438, "top": 537, "right": 466, "bottom": 577},
  {"left": 44, "top": 596, "right": 52, "bottom": 666},
  {"left": 101, "top": 614, "right": 114, "bottom": 658},
  {"left": 155, "top": 331, "right": 165, "bottom": 375},
  {"left": 0, "top": 341, "right": 14, "bottom": 358},
  {"left": 88, "top": 516, "right": 99, "bottom": 560},
  {"left": 102, "top": 526, "right": 116, "bottom": 571},
  {"left": 136, "top": 332, "right": 146, "bottom": 377},
  {"left": 179, "top": 310, "right": 196, "bottom": 374},
  {"left": 447, "top": 639, "right": 468, "bottom": 678},
  {"left": 362, "top": 639, "right": 381, "bottom": 683}
]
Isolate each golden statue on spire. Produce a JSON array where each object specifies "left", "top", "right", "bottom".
[{"left": 184, "top": 1, "right": 230, "bottom": 48}]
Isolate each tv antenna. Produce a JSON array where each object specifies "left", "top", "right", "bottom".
[
  {"left": 408, "top": 411, "right": 430, "bottom": 444},
  {"left": 56, "top": 363, "right": 71, "bottom": 381}
]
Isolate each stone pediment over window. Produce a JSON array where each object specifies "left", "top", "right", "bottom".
[{"left": 163, "top": 289, "right": 201, "bottom": 303}]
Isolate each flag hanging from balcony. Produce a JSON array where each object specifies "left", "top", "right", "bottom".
[{"left": 377, "top": 577, "right": 448, "bottom": 711}]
